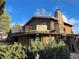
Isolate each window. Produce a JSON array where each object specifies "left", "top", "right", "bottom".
[
  {"left": 64, "top": 27, "right": 66, "bottom": 32},
  {"left": 55, "top": 22, "right": 59, "bottom": 33},
  {"left": 25, "top": 26, "right": 30, "bottom": 32},
  {"left": 36, "top": 25, "right": 47, "bottom": 31}
]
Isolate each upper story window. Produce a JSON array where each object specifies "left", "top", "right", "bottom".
[
  {"left": 25, "top": 26, "right": 33, "bottom": 32},
  {"left": 63, "top": 27, "right": 66, "bottom": 32},
  {"left": 25, "top": 26, "right": 29, "bottom": 31},
  {"left": 55, "top": 22, "right": 59, "bottom": 33},
  {"left": 36, "top": 25, "right": 47, "bottom": 31}
]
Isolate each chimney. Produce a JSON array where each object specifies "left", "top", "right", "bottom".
[{"left": 54, "top": 9, "right": 64, "bottom": 34}]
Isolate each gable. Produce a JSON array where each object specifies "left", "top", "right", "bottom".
[{"left": 24, "top": 16, "right": 56, "bottom": 26}]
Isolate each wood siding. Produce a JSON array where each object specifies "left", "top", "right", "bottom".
[
  {"left": 64, "top": 25, "right": 72, "bottom": 34},
  {"left": 18, "top": 35, "right": 29, "bottom": 45},
  {"left": 24, "top": 18, "right": 50, "bottom": 30},
  {"left": 42, "top": 35, "right": 49, "bottom": 44}
]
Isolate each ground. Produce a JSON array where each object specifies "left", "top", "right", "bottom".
[{"left": 70, "top": 53, "right": 79, "bottom": 59}]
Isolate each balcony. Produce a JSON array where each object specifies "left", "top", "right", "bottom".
[{"left": 11, "top": 28, "right": 51, "bottom": 34}]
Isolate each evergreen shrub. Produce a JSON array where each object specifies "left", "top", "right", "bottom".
[
  {"left": 0, "top": 42, "right": 26, "bottom": 59},
  {"left": 27, "top": 39, "right": 70, "bottom": 59}
]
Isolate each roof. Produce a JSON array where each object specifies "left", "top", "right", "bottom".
[
  {"left": 24, "top": 15, "right": 72, "bottom": 26},
  {"left": 32, "top": 16, "right": 57, "bottom": 19},
  {"left": 62, "top": 14, "right": 72, "bottom": 25},
  {"left": 24, "top": 16, "right": 57, "bottom": 26}
]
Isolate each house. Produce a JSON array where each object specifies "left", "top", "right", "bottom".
[{"left": 10, "top": 9, "right": 73, "bottom": 45}]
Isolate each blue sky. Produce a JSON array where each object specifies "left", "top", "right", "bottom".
[{"left": 5, "top": 0, "right": 79, "bottom": 33}]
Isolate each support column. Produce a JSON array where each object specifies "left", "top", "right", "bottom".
[{"left": 35, "top": 34, "right": 40, "bottom": 41}]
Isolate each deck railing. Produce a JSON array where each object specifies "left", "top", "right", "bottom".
[
  {"left": 11, "top": 25, "right": 51, "bottom": 34},
  {"left": 24, "top": 30, "right": 51, "bottom": 34}
]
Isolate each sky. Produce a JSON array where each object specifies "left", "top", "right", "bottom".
[{"left": 5, "top": 0, "right": 79, "bottom": 34}]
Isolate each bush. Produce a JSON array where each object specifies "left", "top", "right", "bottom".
[
  {"left": 0, "top": 39, "right": 70, "bottom": 59},
  {"left": 0, "top": 42, "right": 26, "bottom": 59},
  {"left": 27, "top": 39, "right": 70, "bottom": 59},
  {"left": 27, "top": 40, "right": 45, "bottom": 59},
  {"left": 40, "top": 41, "right": 70, "bottom": 59}
]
